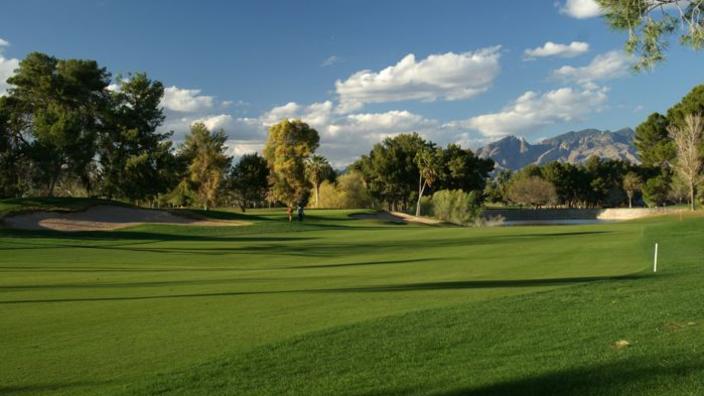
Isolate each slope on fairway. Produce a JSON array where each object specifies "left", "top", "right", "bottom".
[
  {"left": 125, "top": 215, "right": 704, "bottom": 395},
  {"left": 0, "top": 205, "right": 689, "bottom": 395}
]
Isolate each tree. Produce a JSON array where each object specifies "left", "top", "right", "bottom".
[
  {"left": 597, "top": 0, "right": 704, "bottom": 70},
  {"left": 623, "top": 172, "right": 642, "bottom": 208},
  {"left": 667, "top": 85, "right": 704, "bottom": 128},
  {"left": 635, "top": 112, "right": 674, "bottom": 167},
  {"left": 6, "top": 52, "right": 110, "bottom": 196},
  {"left": 263, "top": 120, "right": 320, "bottom": 207},
  {"left": 228, "top": 153, "right": 270, "bottom": 211},
  {"left": 439, "top": 143, "right": 494, "bottom": 192},
  {"left": 353, "top": 133, "right": 430, "bottom": 211},
  {"left": 484, "top": 169, "right": 513, "bottom": 204},
  {"left": 668, "top": 114, "right": 704, "bottom": 210},
  {"left": 642, "top": 174, "right": 671, "bottom": 207},
  {"left": 0, "top": 96, "right": 32, "bottom": 197},
  {"left": 305, "top": 155, "right": 333, "bottom": 208},
  {"left": 182, "top": 122, "right": 231, "bottom": 210},
  {"left": 415, "top": 147, "right": 443, "bottom": 216},
  {"left": 98, "top": 73, "right": 174, "bottom": 204},
  {"left": 508, "top": 176, "right": 558, "bottom": 209}
]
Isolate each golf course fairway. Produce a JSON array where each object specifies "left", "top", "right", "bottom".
[{"left": 1, "top": 204, "right": 702, "bottom": 395}]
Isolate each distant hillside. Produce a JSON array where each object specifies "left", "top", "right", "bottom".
[{"left": 476, "top": 128, "right": 639, "bottom": 170}]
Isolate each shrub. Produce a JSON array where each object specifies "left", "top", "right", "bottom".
[
  {"left": 317, "top": 171, "right": 373, "bottom": 209},
  {"left": 430, "top": 189, "right": 481, "bottom": 226}
]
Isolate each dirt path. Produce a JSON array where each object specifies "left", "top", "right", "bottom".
[
  {"left": 351, "top": 211, "right": 442, "bottom": 225},
  {"left": 2, "top": 205, "right": 248, "bottom": 232}
]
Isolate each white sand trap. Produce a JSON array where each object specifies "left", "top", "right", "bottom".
[
  {"left": 2, "top": 205, "right": 248, "bottom": 232},
  {"left": 351, "top": 211, "right": 442, "bottom": 225}
]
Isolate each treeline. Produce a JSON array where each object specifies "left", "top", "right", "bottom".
[
  {"left": 2, "top": 50, "right": 703, "bottom": 213},
  {"left": 483, "top": 84, "right": 704, "bottom": 210},
  {"left": 0, "top": 51, "right": 495, "bottom": 216},
  {"left": 484, "top": 158, "right": 643, "bottom": 209}
]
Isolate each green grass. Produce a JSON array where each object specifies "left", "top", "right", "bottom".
[{"left": 1, "top": 199, "right": 702, "bottom": 395}]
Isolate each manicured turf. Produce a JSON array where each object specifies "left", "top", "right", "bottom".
[{"left": 1, "top": 201, "right": 702, "bottom": 395}]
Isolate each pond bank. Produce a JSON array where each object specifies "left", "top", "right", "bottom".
[{"left": 483, "top": 207, "right": 683, "bottom": 225}]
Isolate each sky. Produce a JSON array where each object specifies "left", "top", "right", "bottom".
[{"left": 1, "top": 0, "right": 703, "bottom": 166}]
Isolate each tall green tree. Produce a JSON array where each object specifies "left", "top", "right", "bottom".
[
  {"left": 597, "top": 0, "right": 704, "bottom": 70},
  {"left": 305, "top": 155, "right": 333, "bottom": 208},
  {"left": 353, "top": 133, "right": 430, "bottom": 211},
  {"left": 182, "top": 122, "right": 231, "bottom": 210},
  {"left": 227, "top": 153, "right": 270, "bottom": 211},
  {"left": 439, "top": 143, "right": 494, "bottom": 193},
  {"left": 667, "top": 85, "right": 704, "bottom": 128},
  {"left": 635, "top": 112, "right": 674, "bottom": 167},
  {"left": 98, "top": 73, "right": 175, "bottom": 203},
  {"left": 0, "top": 96, "right": 33, "bottom": 197},
  {"left": 6, "top": 52, "right": 110, "bottom": 195},
  {"left": 263, "top": 120, "right": 320, "bottom": 207}
]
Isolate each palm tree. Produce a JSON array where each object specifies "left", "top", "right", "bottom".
[
  {"left": 622, "top": 172, "right": 642, "bottom": 208},
  {"left": 305, "top": 155, "right": 332, "bottom": 208}
]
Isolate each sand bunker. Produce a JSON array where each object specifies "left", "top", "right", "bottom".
[
  {"left": 351, "top": 211, "right": 442, "bottom": 225},
  {"left": 2, "top": 205, "right": 248, "bottom": 232}
]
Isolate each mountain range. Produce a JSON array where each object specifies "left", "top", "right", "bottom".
[{"left": 476, "top": 128, "right": 639, "bottom": 171}]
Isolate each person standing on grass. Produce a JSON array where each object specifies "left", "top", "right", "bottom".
[
  {"left": 287, "top": 206, "right": 293, "bottom": 223},
  {"left": 297, "top": 204, "right": 304, "bottom": 222}
]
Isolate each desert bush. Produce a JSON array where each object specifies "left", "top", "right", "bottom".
[{"left": 429, "top": 189, "right": 481, "bottom": 226}]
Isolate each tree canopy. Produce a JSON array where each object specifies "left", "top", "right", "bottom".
[
  {"left": 263, "top": 120, "right": 320, "bottom": 207},
  {"left": 597, "top": 0, "right": 704, "bottom": 70}
]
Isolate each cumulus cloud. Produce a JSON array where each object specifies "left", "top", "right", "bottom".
[
  {"left": 240, "top": 100, "right": 446, "bottom": 165},
  {"left": 335, "top": 46, "right": 502, "bottom": 112},
  {"left": 193, "top": 114, "right": 233, "bottom": 131},
  {"left": 0, "top": 38, "right": 19, "bottom": 97},
  {"left": 162, "top": 86, "right": 215, "bottom": 112},
  {"left": 524, "top": 41, "right": 589, "bottom": 59},
  {"left": 559, "top": 0, "right": 603, "bottom": 19},
  {"left": 461, "top": 85, "right": 609, "bottom": 138},
  {"left": 552, "top": 50, "right": 632, "bottom": 84}
]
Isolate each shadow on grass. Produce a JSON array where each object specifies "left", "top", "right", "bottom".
[
  {"left": 0, "top": 380, "right": 113, "bottom": 395},
  {"left": 0, "top": 274, "right": 645, "bottom": 304},
  {"left": 439, "top": 356, "right": 704, "bottom": 395},
  {"left": 0, "top": 228, "right": 613, "bottom": 260}
]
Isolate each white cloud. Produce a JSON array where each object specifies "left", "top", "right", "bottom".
[
  {"left": 261, "top": 101, "right": 335, "bottom": 130},
  {"left": 321, "top": 55, "right": 341, "bottom": 67},
  {"left": 524, "top": 41, "right": 589, "bottom": 59},
  {"left": 335, "top": 46, "right": 502, "bottom": 112},
  {"left": 162, "top": 86, "right": 215, "bottom": 113},
  {"left": 223, "top": 140, "right": 264, "bottom": 160},
  {"left": 0, "top": 38, "right": 19, "bottom": 97},
  {"left": 193, "top": 114, "right": 233, "bottom": 131},
  {"left": 462, "top": 85, "right": 609, "bottom": 138},
  {"left": 559, "top": 0, "right": 603, "bottom": 19},
  {"left": 552, "top": 50, "right": 632, "bottom": 84}
]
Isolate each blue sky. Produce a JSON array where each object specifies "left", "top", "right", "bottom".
[{"left": 1, "top": 0, "right": 703, "bottom": 165}]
